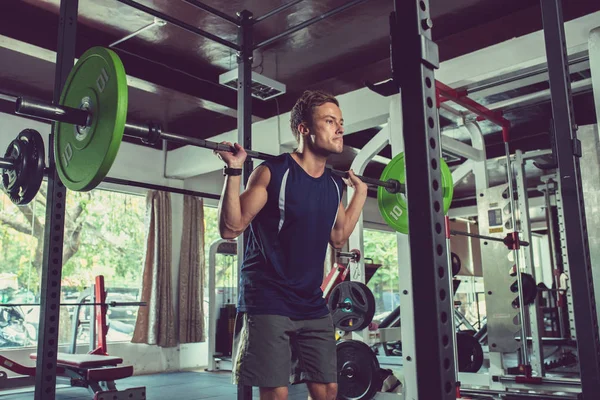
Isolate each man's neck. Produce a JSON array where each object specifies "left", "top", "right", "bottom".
[{"left": 291, "top": 149, "right": 328, "bottom": 178}]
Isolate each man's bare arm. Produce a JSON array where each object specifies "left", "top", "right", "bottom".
[
  {"left": 218, "top": 165, "right": 270, "bottom": 239},
  {"left": 329, "top": 170, "right": 368, "bottom": 248}
]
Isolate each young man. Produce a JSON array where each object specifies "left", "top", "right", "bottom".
[{"left": 214, "top": 90, "right": 368, "bottom": 400}]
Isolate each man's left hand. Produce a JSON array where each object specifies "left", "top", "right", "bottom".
[{"left": 343, "top": 169, "right": 368, "bottom": 194}]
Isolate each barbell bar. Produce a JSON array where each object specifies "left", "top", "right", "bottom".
[
  {"left": 449, "top": 229, "right": 529, "bottom": 247},
  {"left": 7, "top": 46, "right": 454, "bottom": 234},
  {"left": 0, "top": 301, "right": 147, "bottom": 307},
  {"left": 15, "top": 97, "right": 404, "bottom": 195}
]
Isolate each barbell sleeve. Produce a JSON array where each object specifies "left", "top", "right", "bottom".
[
  {"left": 0, "top": 159, "right": 15, "bottom": 170},
  {"left": 337, "top": 251, "right": 359, "bottom": 260},
  {"left": 16, "top": 97, "right": 90, "bottom": 127},
  {"left": 13, "top": 97, "right": 404, "bottom": 194}
]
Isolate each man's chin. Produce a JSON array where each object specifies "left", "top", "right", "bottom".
[{"left": 331, "top": 143, "right": 344, "bottom": 154}]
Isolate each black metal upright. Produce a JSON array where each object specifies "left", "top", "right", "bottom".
[
  {"left": 541, "top": 0, "right": 600, "bottom": 397},
  {"left": 392, "top": 0, "right": 456, "bottom": 398},
  {"left": 34, "top": 0, "right": 77, "bottom": 399},
  {"left": 236, "top": 8, "right": 254, "bottom": 400}
]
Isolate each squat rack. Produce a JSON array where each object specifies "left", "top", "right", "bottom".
[{"left": 30, "top": 1, "right": 600, "bottom": 400}]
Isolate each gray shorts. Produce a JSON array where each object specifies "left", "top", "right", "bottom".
[{"left": 231, "top": 313, "right": 337, "bottom": 387}]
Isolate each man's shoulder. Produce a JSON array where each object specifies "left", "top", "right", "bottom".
[{"left": 257, "top": 153, "right": 290, "bottom": 171}]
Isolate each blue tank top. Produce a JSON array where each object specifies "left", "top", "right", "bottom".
[{"left": 238, "top": 153, "right": 344, "bottom": 319}]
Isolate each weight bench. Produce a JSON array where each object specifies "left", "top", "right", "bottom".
[
  {"left": 28, "top": 352, "right": 145, "bottom": 399},
  {"left": 0, "top": 352, "right": 144, "bottom": 400}
]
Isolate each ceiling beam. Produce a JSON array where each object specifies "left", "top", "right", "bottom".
[{"left": 0, "top": 1, "right": 271, "bottom": 120}]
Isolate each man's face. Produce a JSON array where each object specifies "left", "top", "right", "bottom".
[{"left": 304, "top": 102, "right": 344, "bottom": 155}]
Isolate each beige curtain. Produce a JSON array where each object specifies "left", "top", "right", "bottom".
[
  {"left": 132, "top": 191, "right": 177, "bottom": 348},
  {"left": 178, "top": 195, "right": 206, "bottom": 343}
]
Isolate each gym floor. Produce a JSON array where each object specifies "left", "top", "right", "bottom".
[{"left": 0, "top": 371, "right": 310, "bottom": 400}]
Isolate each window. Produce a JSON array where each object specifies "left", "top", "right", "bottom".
[
  {"left": 202, "top": 205, "right": 238, "bottom": 328},
  {"left": 0, "top": 182, "right": 147, "bottom": 349},
  {"left": 363, "top": 228, "right": 399, "bottom": 323}
]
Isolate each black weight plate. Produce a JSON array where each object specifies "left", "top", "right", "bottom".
[
  {"left": 328, "top": 281, "right": 376, "bottom": 332},
  {"left": 456, "top": 331, "right": 484, "bottom": 373},
  {"left": 521, "top": 273, "right": 537, "bottom": 306},
  {"left": 2, "top": 129, "right": 45, "bottom": 206},
  {"left": 2, "top": 139, "right": 28, "bottom": 192},
  {"left": 510, "top": 273, "right": 538, "bottom": 308},
  {"left": 337, "top": 340, "right": 381, "bottom": 400},
  {"left": 451, "top": 252, "right": 461, "bottom": 277}
]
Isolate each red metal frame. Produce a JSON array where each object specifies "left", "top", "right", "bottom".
[
  {"left": 91, "top": 275, "right": 109, "bottom": 356},
  {"left": 0, "top": 354, "right": 65, "bottom": 377},
  {"left": 435, "top": 80, "right": 512, "bottom": 142},
  {"left": 321, "top": 263, "right": 350, "bottom": 299},
  {"left": 445, "top": 216, "right": 451, "bottom": 240}
]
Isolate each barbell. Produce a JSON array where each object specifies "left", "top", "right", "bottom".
[
  {"left": 5, "top": 46, "right": 455, "bottom": 233},
  {"left": 0, "top": 301, "right": 146, "bottom": 308}
]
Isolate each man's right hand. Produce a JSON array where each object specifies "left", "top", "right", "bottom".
[{"left": 214, "top": 141, "right": 247, "bottom": 169}]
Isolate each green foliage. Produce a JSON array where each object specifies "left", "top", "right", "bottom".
[
  {"left": 62, "top": 189, "right": 146, "bottom": 290},
  {"left": 0, "top": 183, "right": 146, "bottom": 297},
  {"left": 203, "top": 205, "right": 237, "bottom": 288},
  {"left": 203, "top": 206, "right": 221, "bottom": 259},
  {"left": 364, "top": 228, "right": 400, "bottom": 314}
]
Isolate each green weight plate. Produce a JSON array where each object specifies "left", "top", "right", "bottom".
[
  {"left": 377, "top": 152, "right": 454, "bottom": 234},
  {"left": 55, "top": 46, "right": 128, "bottom": 191}
]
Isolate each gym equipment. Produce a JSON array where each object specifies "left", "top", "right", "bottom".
[
  {"left": 0, "top": 353, "right": 146, "bottom": 400},
  {"left": 0, "top": 301, "right": 146, "bottom": 307},
  {"left": 0, "top": 276, "right": 145, "bottom": 400},
  {"left": 1, "top": 129, "right": 45, "bottom": 205},
  {"left": 456, "top": 331, "right": 484, "bottom": 373},
  {"left": 451, "top": 252, "right": 461, "bottom": 277},
  {"left": 336, "top": 340, "right": 381, "bottom": 400},
  {"left": 450, "top": 229, "right": 530, "bottom": 248},
  {"left": 14, "top": 47, "right": 401, "bottom": 194},
  {"left": 377, "top": 152, "right": 454, "bottom": 234},
  {"left": 512, "top": 272, "right": 537, "bottom": 308},
  {"left": 337, "top": 249, "right": 361, "bottom": 263},
  {"left": 54, "top": 47, "right": 128, "bottom": 191},
  {"left": 12, "top": 47, "right": 457, "bottom": 230},
  {"left": 328, "top": 281, "right": 376, "bottom": 332}
]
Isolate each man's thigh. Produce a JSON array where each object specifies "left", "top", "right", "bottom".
[
  {"left": 232, "top": 313, "right": 294, "bottom": 388},
  {"left": 291, "top": 314, "right": 337, "bottom": 384}
]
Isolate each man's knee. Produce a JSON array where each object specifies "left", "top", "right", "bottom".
[
  {"left": 260, "top": 386, "right": 289, "bottom": 400},
  {"left": 307, "top": 382, "right": 337, "bottom": 400},
  {"left": 326, "top": 382, "right": 337, "bottom": 398}
]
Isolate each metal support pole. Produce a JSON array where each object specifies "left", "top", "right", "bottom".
[
  {"left": 181, "top": 0, "right": 239, "bottom": 25},
  {"left": 116, "top": 0, "right": 240, "bottom": 51},
  {"left": 541, "top": 0, "right": 600, "bottom": 397},
  {"left": 34, "top": 1, "right": 76, "bottom": 399},
  {"left": 236, "top": 9, "right": 253, "bottom": 400},
  {"left": 445, "top": 217, "right": 460, "bottom": 389},
  {"left": 503, "top": 144, "right": 530, "bottom": 367},
  {"left": 515, "top": 150, "right": 545, "bottom": 377},
  {"left": 543, "top": 180, "right": 566, "bottom": 338},
  {"left": 254, "top": 0, "right": 369, "bottom": 50},
  {"left": 254, "top": 0, "right": 305, "bottom": 23},
  {"left": 393, "top": 0, "right": 456, "bottom": 398}
]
